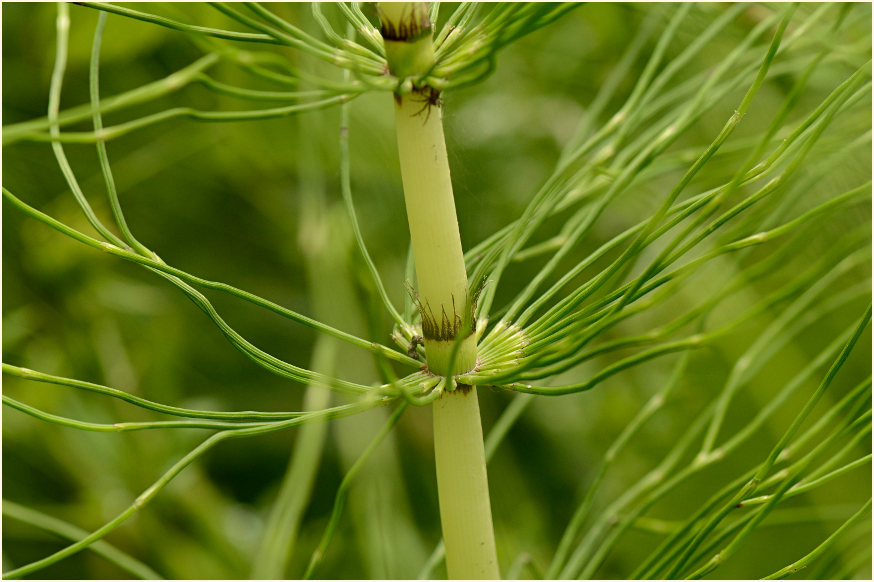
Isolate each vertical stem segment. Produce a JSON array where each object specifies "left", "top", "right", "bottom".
[
  {"left": 393, "top": 93, "right": 477, "bottom": 376},
  {"left": 432, "top": 386, "right": 499, "bottom": 579},
  {"left": 379, "top": 3, "right": 499, "bottom": 578}
]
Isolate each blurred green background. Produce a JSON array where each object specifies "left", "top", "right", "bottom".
[{"left": 3, "top": 3, "right": 871, "bottom": 579}]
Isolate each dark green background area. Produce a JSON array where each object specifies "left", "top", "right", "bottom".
[{"left": 3, "top": 3, "right": 871, "bottom": 579}]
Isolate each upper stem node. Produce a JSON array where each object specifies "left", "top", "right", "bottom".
[
  {"left": 377, "top": 2, "right": 436, "bottom": 82},
  {"left": 377, "top": 2, "right": 431, "bottom": 42}
]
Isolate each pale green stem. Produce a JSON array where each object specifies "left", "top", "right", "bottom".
[
  {"left": 433, "top": 387, "right": 499, "bottom": 579},
  {"left": 379, "top": 3, "right": 498, "bottom": 578},
  {"left": 393, "top": 93, "right": 477, "bottom": 375}
]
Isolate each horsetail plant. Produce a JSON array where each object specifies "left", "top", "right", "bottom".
[{"left": 2, "top": 3, "right": 871, "bottom": 580}]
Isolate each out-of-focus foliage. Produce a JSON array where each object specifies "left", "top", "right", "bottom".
[{"left": 2, "top": 3, "right": 871, "bottom": 579}]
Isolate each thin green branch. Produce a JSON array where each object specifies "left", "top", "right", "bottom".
[
  {"left": 2, "top": 395, "right": 274, "bottom": 432},
  {"left": 1, "top": 187, "right": 418, "bottom": 369},
  {"left": 209, "top": 3, "right": 345, "bottom": 67},
  {"left": 492, "top": 181, "right": 869, "bottom": 388},
  {"left": 670, "top": 306, "right": 872, "bottom": 579},
  {"left": 1, "top": 400, "right": 380, "bottom": 579},
  {"left": 2, "top": 500, "right": 163, "bottom": 580},
  {"left": 2, "top": 363, "right": 304, "bottom": 420},
  {"left": 2, "top": 54, "right": 219, "bottom": 145},
  {"left": 75, "top": 2, "right": 283, "bottom": 44},
  {"left": 339, "top": 97, "right": 408, "bottom": 332},
  {"left": 48, "top": 3, "right": 126, "bottom": 247},
  {"left": 632, "top": 334, "right": 871, "bottom": 579},
  {"left": 563, "top": 290, "right": 870, "bottom": 579},
  {"left": 247, "top": 2, "right": 384, "bottom": 71},
  {"left": 194, "top": 75, "right": 338, "bottom": 101},
  {"left": 302, "top": 403, "right": 408, "bottom": 579},
  {"left": 547, "top": 347, "right": 694, "bottom": 578},
  {"left": 90, "top": 11, "right": 152, "bottom": 257},
  {"left": 761, "top": 499, "right": 873, "bottom": 580},
  {"left": 15, "top": 95, "right": 357, "bottom": 144},
  {"left": 543, "top": 4, "right": 795, "bottom": 365},
  {"left": 740, "top": 453, "right": 872, "bottom": 509}
]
